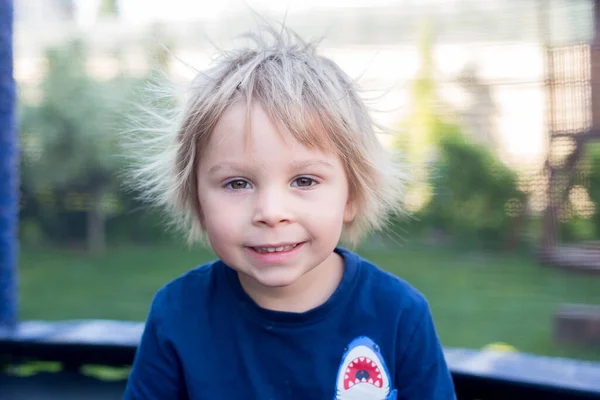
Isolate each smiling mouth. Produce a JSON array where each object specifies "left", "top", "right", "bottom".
[{"left": 249, "top": 243, "right": 301, "bottom": 254}]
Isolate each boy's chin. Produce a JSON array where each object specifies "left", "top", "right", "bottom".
[{"left": 250, "top": 269, "right": 307, "bottom": 289}]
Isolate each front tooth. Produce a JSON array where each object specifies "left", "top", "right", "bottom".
[
  {"left": 267, "top": 248, "right": 275, "bottom": 253},
  {"left": 275, "top": 246, "right": 284, "bottom": 252}
]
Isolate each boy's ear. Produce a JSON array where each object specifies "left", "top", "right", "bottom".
[
  {"left": 195, "top": 196, "right": 206, "bottom": 229},
  {"left": 343, "top": 199, "right": 357, "bottom": 223},
  {"left": 198, "top": 208, "right": 206, "bottom": 229}
]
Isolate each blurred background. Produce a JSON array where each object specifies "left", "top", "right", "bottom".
[{"left": 11, "top": 0, "right": 600, "bottom": 368}]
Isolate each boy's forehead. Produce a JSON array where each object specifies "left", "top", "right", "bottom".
[
  {"left": 206, "top": 101, "right": 333, "bottom": 155},
  {"left": 197, "top": 104, "right": 345, "bottom": 174},
  {"left": 209, "top": 102, "right": 247, "bottom": 142},
  {"left": 207, "top": 102, "right": 286, "bottom": 152}
]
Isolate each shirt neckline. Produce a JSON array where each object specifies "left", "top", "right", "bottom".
[{"left": 220, "top": 247, "right": 361, "bottom": 327}]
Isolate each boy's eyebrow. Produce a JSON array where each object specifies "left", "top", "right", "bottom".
[
  {"left": 207, "top": 160, "right": 334, "bottom": 175},
  {"left": 289, "top": 160, "right": 335, "bottom": 170},
  {"left": 207, "top": 162, "right": 246, "bottom": 175}
]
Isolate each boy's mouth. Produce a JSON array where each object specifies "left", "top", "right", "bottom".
[{"left": 249, "top": 243, "right": 302, "bottom": 254}]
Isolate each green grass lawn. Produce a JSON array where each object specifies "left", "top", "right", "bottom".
[{"left": 17, "top": 243, "right": 600, "bottom": 362}]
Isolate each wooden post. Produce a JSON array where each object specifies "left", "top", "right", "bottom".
[
  {"left": 539, "top": 0, "right": 559, "bottom": 256},
  {"left": 540, "top": 0, "right": 600, "bottom": 258}
]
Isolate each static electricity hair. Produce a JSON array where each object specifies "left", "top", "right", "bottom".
[{"left": 125, "top": 23, "right": 406, "bottom": 247}]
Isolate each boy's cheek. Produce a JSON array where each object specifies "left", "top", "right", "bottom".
[{"left": 203, "top": 221, "right": 239, "bottom": 251}]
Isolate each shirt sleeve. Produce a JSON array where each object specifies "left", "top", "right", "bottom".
[
  {"left": 394, "top": 298, "right": 457, "bottom": 400},
  {"left": 123, "top": 288, "right": 187, "bottom": 400}
]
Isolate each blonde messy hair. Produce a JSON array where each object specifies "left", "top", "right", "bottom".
[{"left": 126, "top": 24, "right": 406, "bottom": 247}]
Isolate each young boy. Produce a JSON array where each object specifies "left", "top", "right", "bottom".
[{"left": 123, "top": 25, "right": 456, "bottom": 400}]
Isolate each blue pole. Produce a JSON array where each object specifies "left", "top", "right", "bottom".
[{"left": 0, "top": 0, "right": 18, "bottom": 330}]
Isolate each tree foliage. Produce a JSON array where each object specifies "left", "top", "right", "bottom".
[
  {"left": 391, "top": 19, "right": 526, "bottom": 250},
  {"left": 19, "top": 39, "right": 137, "bottom": 252},
  {"left": 420, "top": 130, "right": 526, "bottom": 249}
]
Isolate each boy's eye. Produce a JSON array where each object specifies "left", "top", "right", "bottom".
[
  {"left": 226, "top": 179, "right": 251, "bottom": 190},
  {"left": 292, "top": 177, "right": 317, "bottom": 187}
]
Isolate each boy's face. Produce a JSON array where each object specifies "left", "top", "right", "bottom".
[{"left": 196, "top": 101, "right": 355, "bottom": 296}]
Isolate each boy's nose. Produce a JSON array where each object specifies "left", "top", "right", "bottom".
[{"left": 251, "top": 187, "right": 292, "bottom": 227}]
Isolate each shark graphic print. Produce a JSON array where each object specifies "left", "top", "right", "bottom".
[{"left": 334, "top": 337, "right": 398, "bottom": 400}]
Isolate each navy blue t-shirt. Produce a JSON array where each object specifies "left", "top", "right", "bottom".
[{"left": 124, "top": 248, "right": 456, "bottom": 399}]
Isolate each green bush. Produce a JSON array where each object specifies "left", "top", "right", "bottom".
[
  {"left": 418, "top": 130, "right": 526, "bottom": 250},
  {"left": 104, "top": 189, "right": 175, "bottom": 245},
  {"left": 559, "top": 216, "right": 595, "bottom": 243}
]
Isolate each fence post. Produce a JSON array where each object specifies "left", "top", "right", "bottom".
[{"left": 0, "top": 0, "right": 18, "bottom": 330}]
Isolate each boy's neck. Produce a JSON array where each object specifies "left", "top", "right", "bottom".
[{"left": 237, "top": 251, "right": 345, "bottom": 313}]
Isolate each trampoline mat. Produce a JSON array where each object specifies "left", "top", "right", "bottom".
[{"left": 0, "top": 371, "right": 127, "bottom": 400}]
